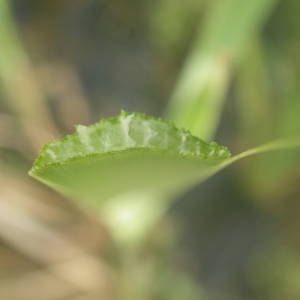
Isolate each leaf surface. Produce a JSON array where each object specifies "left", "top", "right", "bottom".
[
  {"left": 29, "top": 112, "right": 230, "bottom": 242},
  {"left": 29, "top": 112, "right": 300, "bottom": 243}
]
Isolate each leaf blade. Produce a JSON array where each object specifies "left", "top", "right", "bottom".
[
  {"left": 29, "top": 112, "right": 230, "bottom": 243},
  {"left": 30, "top": 111, "right": 230, "bottom": 203},
  {"left": 29, "top": 112, "right": 300, "bottom": 244}
]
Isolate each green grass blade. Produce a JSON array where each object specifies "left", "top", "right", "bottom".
[{"left": 166, "top": 0, "right": 277, "bottom": 140}]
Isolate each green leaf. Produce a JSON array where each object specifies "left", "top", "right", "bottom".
[
  {"left": 29, "top": 112, "right": 300, "bottom": 244},
  {"left": 29, "top": 111, "right": 230, "bottom": 243}
]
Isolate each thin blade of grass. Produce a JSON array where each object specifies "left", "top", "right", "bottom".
[{"left": 166, "top": 0, "right": 278, "bottom": 140}]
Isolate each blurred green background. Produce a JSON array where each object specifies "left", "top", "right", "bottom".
[{"left": 0, "top": 0, "right": 300, "bottom": 299}]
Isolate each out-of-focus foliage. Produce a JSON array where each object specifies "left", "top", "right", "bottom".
[
  {"left": 166, "top": 0, "right": 277, "bottom": 140},
  {"left": 248, "top": 242, "right": 300, "bottom": 300},
  {"left": 0, "top": 0, "right": 300, "bottom": 300},
  {"left": 235, "top": 0, "right": 300, "bottom": 205}
]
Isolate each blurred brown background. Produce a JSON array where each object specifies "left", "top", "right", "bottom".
[{"left": 0, "top": 0, "right": 300, "bottom": 299}]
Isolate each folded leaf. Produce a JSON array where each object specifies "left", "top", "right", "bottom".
[
  {"left": 29, "top": 111, "right": 300, "bottom": 243},
  {"left": 29, "top": 111, "right": 230, "bottom": 242}
]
